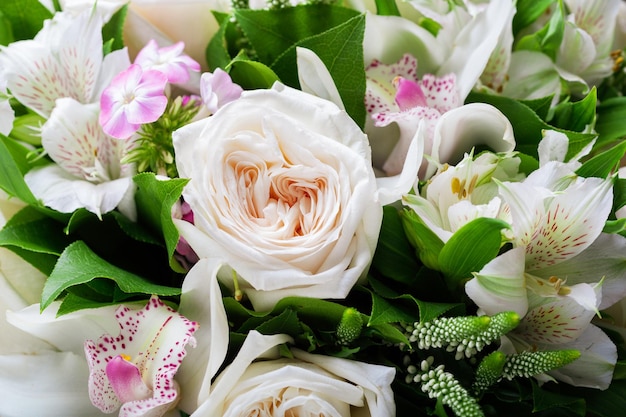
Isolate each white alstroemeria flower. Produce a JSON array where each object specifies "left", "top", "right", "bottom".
[
  {"left": 617, "top": 167, "right": 626, "bottom": 219},
  {"left": 403, "top": 150, "right": 522, "bottom": 243},
  {"left": 0, "top": 79, "right": 14, "bottom": 136},
  {"left": 0, "top": 9, "right": 130, "bottom": 118},
  {"left": 24, "top": 98, "right": 137, "bottom": 219},
  {"left": 468, "top": 247, "right": 619, "bottom": 390},
  {"left": 191, "top": 331, "right": 395, "bottom": 417}
]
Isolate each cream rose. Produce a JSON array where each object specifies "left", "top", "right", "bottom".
[
  {"left": 191, "top": 331, "right": 395, "bottom": 417},
  {"left": 173, "top": 83, "right": 383, "bottom": 310}
]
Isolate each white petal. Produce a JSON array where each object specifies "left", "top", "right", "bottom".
[
  {"left": 545, "top": 324, "right": 617, "bottom": 390},
  {"left": 465, "top": 247, "right": 528, "bottom": 317},
  {"left": 502, "top": 51, "right": 562, "bottom": 100},
  {"left": 534, "top": 233, "right": 626, "bottom": 309},
  {"left": 296, "top": 47, "right": 345, "bottom": 110},
  {"left": 6, "top": 302, "right": 120, "bottom": 355},
  {"left": 0, "top": 97, "right": 14, "bottom": 136},
  {"left": 437, "top": 0, "right": 516, "bottom": 100},
  {"left": 427, "top": 103, "right": 515, "bottom": 178},
  {"left": 177, "top": 258, "right": 230, "bottom": 412},
  {"left": 0, "top": 351, "right": 108, "bottom": 417},
  {"left": 193, "top": 331, "right": 293, "bottom": 417}
]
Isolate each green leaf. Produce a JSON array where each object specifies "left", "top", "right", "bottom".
[
  {"left": 583, "top": 380, "right": 626, "bottom": 417},
  {"left": 515, "top": 0, "right": 565, "bottom": 60},
  {"left": 133, "top": 173, "right": 188, "bottom": 272},
  {"left": 255, "top": 308, "right": 302, "bottom": 336},
  {"left": 596, "top": 96, "right": 626, "bottom": 146},
  {"left": 0, "top": 135, "right": 38, "bottom": 204},
  {"left": 512, "top": 0, "right": 556, "bottom": 36},
  {"left": 56, "top": 292, "right": 140, "bottom": 316},
  {"left": 372, "top": 206, "right": 420, "bottom": 284},
  {"left": 41, "top": 240, "right": 181, "bottom": 312},
  {"left": 226, "top": 50, "right": 281, "bottom": 89},
  {"left": 0, "top": 206, "right": 71, "bottom": 256},
  {"left": 400, "top": 208, "right": 444, "bottom": 271},
  {"left": 532, "top": 382, "right": 585, "bottom": 416},
  {"left": 0, "top": 11, "right": 14, "bottom": 45},
  {"left": 0, "top": 0, "right": 52, "bottom": 41},
  {"left": 438, "top": 217, "right": 509, "bottom": 290},
  {"left": 271, "top": 13, "right": 367, "bottom": 127},
  {"left": 205, "top": 12, "right": 233, "bottom": 70},
  {"left": 102, "top": 4, "right": 127, "bottom": 52},
  {"left": 550, "top": 87, "right": 597, "bottom": 133},
  {"left": 576, "top": 140, "right": 626, "bottom": 178},
  {"left": 368, "top": 291, "right": 417, "bottom": 325},
  {"left": 234, "top": 4, "right": 359, "bottom": 66},
  {"left": 465, "top": 92, "right": 596, "bottom": 160}
]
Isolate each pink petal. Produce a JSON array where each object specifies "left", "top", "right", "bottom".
[
  {"left": 106, "top": 355, "right": 152, "bottom": 404},
  {"left": 393, "top": 76, "right": 427, "bottom": 110}
]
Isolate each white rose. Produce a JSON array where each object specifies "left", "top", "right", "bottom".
[
  {"left": 173, "top": 83, "right": 383, "bottom": 310},
  {"left": 192, "top": 331, "right": 395, "bottom": 417}
]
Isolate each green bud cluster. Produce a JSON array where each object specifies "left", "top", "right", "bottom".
[
  {"left": 336, "top": 307, "right": 363, "bottom": 345},
  {"left": 266, "top": 0, "right": 290, "bottom": 8},
  {"left": 231, "top": 0, "right": 249, "bottom": 9},
  {"left": 406, "top": 356, "right": 485, "bottom": 417},
  {"left": 405, "top": 311, "right": 519, "bottom": 359},
  {"left": 473, "top": 351, "right": 506, "bottom": 395},
  {"left": 502, "top": 349, "right": 581, "bottom": 380}
]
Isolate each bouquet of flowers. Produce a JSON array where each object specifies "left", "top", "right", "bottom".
[{"left": 2, "top": 0, "right": 626, "bottom": 415}]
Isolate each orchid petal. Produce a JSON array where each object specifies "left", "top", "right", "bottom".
[
  {"left": 84, "top": 296, "right": 198, "bottom": 416},
  {"left": 363, "top": 14, "right": 443, "bottom": 76},
  {"left": 502, "top": 51, "right": 562, "bottom": 100},
  {"left": 106, "top": 356, "right": 152, "bottom": 404},
  {"left": 465, "top": 247, "right": 528, "bottom": 317},
  {"left": 427, "top": 103, "right": 515, "bottom": 178},
  {"left": 297, "top": 47, "right": 345, "bottom": 110},
  {"left": 437, "top": 0, "right": 516, "bottom": 100},
  {"left": 544, "top": 324, "right": 617, "bottom": 390},
  {"left": 0, "top": 352, "right": 107, "bottom": 417},
  {"left": 177, "top": 258, "right": 230, "bottom": 412}
]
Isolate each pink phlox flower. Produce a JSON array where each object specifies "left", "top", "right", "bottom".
[
  {"left": 200, "top": 68, "right": 243, "bottom": 114},
  {"left": 134, "top": 39, "right": 201, "bottom": 84},
  {"left": 99, "top": 63, "right": 168, "bottom": 139}
]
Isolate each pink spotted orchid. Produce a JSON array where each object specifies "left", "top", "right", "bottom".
[
  {"left": 464, "top": 132, "right": 626, "bottom": 389},
  {"left": 365, "top": 53, "right": 516, "bottom": 179},
  {"left": 134, "top": 39, "right": 201, "bottom": 84},
  {"left": 99, "top": 64, "right": 168, "bottom": 139},
  {"left": 84, "top": 296, "right": 199, "bottom": 417}
]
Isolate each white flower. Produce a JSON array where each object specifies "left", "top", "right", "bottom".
[
  {"left": 191, "top": 330, "right": 395, "bottom": 417},
  {"left": 0, "top": 9, "right": 130, "bottom": 118},
  {"left": 173, "top": 83, "right": 384, "bottom": 311},
  {"left": 0, "top": 79, "right": 14, "bottom": 136},
  {"left": 24, "top": 98, "right": 137, "bottom": 219}
]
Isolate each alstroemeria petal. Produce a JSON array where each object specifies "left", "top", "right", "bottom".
[
  {"left": 515, "top": 289, "right": 598, "bottom": 346},
  {"left": 544, "top": 324, "right": 617, "bottom": 390},
  {"left": 502, "top": 50, "right": 562, "bottom": 100},
  {"left": 534, "top": 233, "right": 626, "bottom": 310},
  {"left": 24, "top": 164, "right": 135, "bottom": 218},
  {"left": 0, "top": 352, "right": 107, "bottom": 417},
  {"left": 465, "top": 247, "right": 528, "bottom": 317},
  {"left": 525, "top": 176, "right": 613, "bottom": 271}
]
